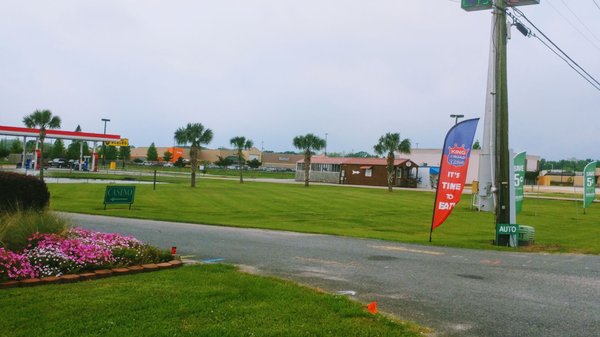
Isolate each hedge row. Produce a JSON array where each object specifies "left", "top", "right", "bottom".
[{"left": 0, "top": 172, "right": 50, "bottom": 212}]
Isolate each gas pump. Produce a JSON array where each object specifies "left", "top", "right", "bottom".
[{"left": 83, "top": 156, "right": 90, "bottom": 171}]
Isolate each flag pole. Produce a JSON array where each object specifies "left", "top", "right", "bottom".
[{"left": 430, "top": 177, "right": 441, "bottom": 242}]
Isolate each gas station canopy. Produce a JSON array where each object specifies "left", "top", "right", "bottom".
[{"left": 0, "top": 125, "right": 120, "bottom": 142}]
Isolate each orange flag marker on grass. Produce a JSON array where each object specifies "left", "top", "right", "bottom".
[{"left": 367, "top": 301, "right": 377, "bottom": 314}]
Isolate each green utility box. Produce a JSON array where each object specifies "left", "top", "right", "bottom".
[
  {"left": 496, "top": 224, "right": 519, "bottom": 247},
  {"left": 518, "top": 225, "right": 535, "bottom": 246}
]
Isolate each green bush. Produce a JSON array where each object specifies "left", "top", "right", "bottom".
[
  {"left": 112, "top": 244, "right": 172, "bottom": 267},
  {"left": 0, "top": 172, "right": 50, "bottom": 213},
  {"left": 0, "top": 211, "right": 70, "bottom": 251}
]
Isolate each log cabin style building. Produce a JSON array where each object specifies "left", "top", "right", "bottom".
[{"left": 295, "top": 156, "right": 419, "bottom": 187}]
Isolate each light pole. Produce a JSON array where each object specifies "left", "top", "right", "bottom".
[
  {"left": 101, "top": 118, "right": 110, "bottom": 167},
  {"left": 450, "top": 114, "right": 464, "bottom": 125},
  {"left": 325, "top": 132, "right": 328, "bottom": 156}
]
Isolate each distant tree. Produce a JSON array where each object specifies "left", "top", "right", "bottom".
[
  {"left": 0, "top": 140, "right": 9, "bottom": 159},
  {"left": 50, "top": 139, "right": 66, "bottom": 159},
  {"left": 105, "top": 146, "right": 118, "bottom": 161},
  {"left": 10, "top": 138, "right": 23, "bottom": 154},
  {"left": 472, "top": 140, "right": 481, "bottom": 150},
  {"left": 347, "top": 151, "right": 375, "bottom": 158},
  {"left": 66, "top": 125, "right": 90, "bottom": 160},
  {"left": 25, "top": 140, "right": 37, "bottom": 152},
  {"left": 230, "top": 136, "right": 254, "bottom": 183},
  {"left": 174, "top": 157, "right": 186, "bottom": 168},
  {"left": 327, "top": 152, "right": 343, "bottom": 158},
  {"left": 174, "top": 123, "right": 213, "bottom": 187},
  {"left": 119, "top": 146, "right": 131, "bottom": 168},
  {"left": 293, "top": 133, "right": 326, "bottom": 187},
  {"left": 247, "top": 158, "right": 261, "bottom": 169},
  {"left": 163, "top": 151, "right": 173, "bottom": 163},
  {"left": 146, "top": 143, "right": 158, "bottom": 161},
  {"left": 22, "top": 109, "right": 61, "bottom": 180},
  {"left": 374, "top": 132, "right": 411, "bottom": 192},
  {"left": 214, "top": 155, "right": 233, "bottom": 168}
]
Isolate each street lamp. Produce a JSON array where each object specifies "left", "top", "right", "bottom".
[
  {"left": 450, "top": 114, "right": 464, "bottom": 125},
  {"left": 325, "top": 133, "right": 328, "bottom": 156},
  {"left": 101, "top": 118, "right": 110, "bottom": 167}
]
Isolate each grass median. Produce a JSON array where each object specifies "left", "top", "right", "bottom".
[
  {"left": 0, "top": 264, "right": 423, "bottom": 337},
  {"left": 47, "top": 178, "right": 600, "bottom": 254}
]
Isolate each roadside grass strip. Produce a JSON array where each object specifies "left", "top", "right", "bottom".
[{"left": 0, "top": 264, "right": 423, "bottom": 337}]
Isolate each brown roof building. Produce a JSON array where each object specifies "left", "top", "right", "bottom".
[{"left": 295, "top": 156, "right": 419, "bottom": 187}]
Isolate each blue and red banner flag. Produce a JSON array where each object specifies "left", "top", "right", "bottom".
[{"left": 430, "top": 118, "right": 479, "bottom": 238}]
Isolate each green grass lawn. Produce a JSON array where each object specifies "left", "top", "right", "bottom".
[
  {"left": 0, "top": 264, "right": 422, "bottom": 337},
  {"left": 47, "top": 178, "right": 600, "bottom": 254}
]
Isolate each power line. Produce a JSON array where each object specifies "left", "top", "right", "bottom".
[
  {"left": 545, "top": 0, "right": 600, "bottom": 52},
  {"left": 558, "top": 0, "right": 600, "bottom": 45},
  {"left": 510, "top": 7, "right": 600, "bottom": 92},
  {"left": 593, "top": 0, "right": 600, "bottom": 11},
  {"left": 532, "top": 34, "right": 600, "bottom": 91}
]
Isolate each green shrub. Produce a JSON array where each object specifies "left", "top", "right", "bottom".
[
  {"left": 0, "top": 211, "right": 70, "bottom": 251},
  {"left": 0, "top": 172, "right": 50, "bottom": 213},
  {"left": 112, "top": 244, "right": 172, "bottom": 267}
]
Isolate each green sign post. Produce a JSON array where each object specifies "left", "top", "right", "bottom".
[
  {"left": 104, "top": 185, "right": 136, "bottom": 210},
  {"left": 583, "top": 161, "right": 597, "bottom": 213},
  {"left": 496, "top": 223, "right": 519, "bottom": 247},
  {"left": 514, "top": 151, "right": 526, "bottom": 214}
]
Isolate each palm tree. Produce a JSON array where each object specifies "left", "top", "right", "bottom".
[
  {"left": 22, "top": 109, "right": 61, "bottom": 181},
  {"left": 174, "top": 123, "right": 213, "bottom": 187},
  {"left": 374, "top": 132, "right": 411, "bottom": 192},
  {"left": 230, "top": 136, "right": 254, "bottom": 183},
  {"left": 293, "top": 133, "right": 326, "bottom": 187}
]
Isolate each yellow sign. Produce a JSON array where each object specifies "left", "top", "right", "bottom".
[{"left": 104, "top": 138, "right": 129, "bottom": 147}]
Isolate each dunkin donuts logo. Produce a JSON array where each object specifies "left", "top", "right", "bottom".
[{"left": 447, "top": 144, "right": 470, "bottom": 167}]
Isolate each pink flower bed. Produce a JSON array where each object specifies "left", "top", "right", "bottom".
[{"left": 1, "top": 228, "right": 144, "bottom": 281}]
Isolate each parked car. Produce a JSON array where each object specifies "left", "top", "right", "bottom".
[
  {"left": 50, "top": 158, "right": 66, "bottom": 168},
  {"left": 163, "top": 162, "right": 173, "bottom": 167}
]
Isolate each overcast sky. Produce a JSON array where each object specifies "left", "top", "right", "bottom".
[{"left": 1, "top": 1, "right": 598, "bottom": 160}]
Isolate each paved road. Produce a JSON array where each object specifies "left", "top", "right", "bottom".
[{"left": 64, "top": 213, "right": 600, "bottom": 337}]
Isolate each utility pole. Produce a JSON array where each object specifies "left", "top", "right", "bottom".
[
  {"left": 493, "top": 2, "right": 511, "bottom": 225},
  {"left": 463, "top": 0, "right": 540, "bottom": 227}
]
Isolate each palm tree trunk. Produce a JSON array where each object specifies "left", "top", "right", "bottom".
[
  {"left": 239, "top": 153, "right": 244, "bottom": 183},
  {"left": 304, "top": 154, "right": 311, "bottom": 187},
  {"left": 190, "top": 147, "right": 198, "bottom": 188},
  {"left": 387, "top": 153, "right": 394, "bottom": 192}
]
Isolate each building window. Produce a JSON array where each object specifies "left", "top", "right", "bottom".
[{"left": 365, "top": 168, "right": 372, "bottom": 177}]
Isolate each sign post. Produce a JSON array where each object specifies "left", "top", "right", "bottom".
[
  {"left": 583, "top": 161, "right": 597, "bottom": 213},
  {"left": 514, "top": 151, "right": 526, "bottom": 214},
  {"left": 104, "top": 185, "right": 136, "bottom": 210},
  {"left": 496, "top": 223, "right": 519, "bottom": 247}
]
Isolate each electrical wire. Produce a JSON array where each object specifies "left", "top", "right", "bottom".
[
  {"left": 593, "top": 0, "right": 600, "bottom": 11},
  {"left": 532, "top": 33, "right": 600, "bottom": 91},
  {"left": 511, "top": 7, "right": 600, "bottom": 92},
  {"left": 554, "top": 0, "right": 600, "bottom": 49}
]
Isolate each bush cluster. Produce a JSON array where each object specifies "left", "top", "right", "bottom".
[{"left": 0, "top": 172, "right": 50, "bottom": 212}]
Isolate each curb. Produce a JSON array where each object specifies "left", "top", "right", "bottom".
[{"left": 0, "top": 259, "right": 183, "bottom": 289}]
